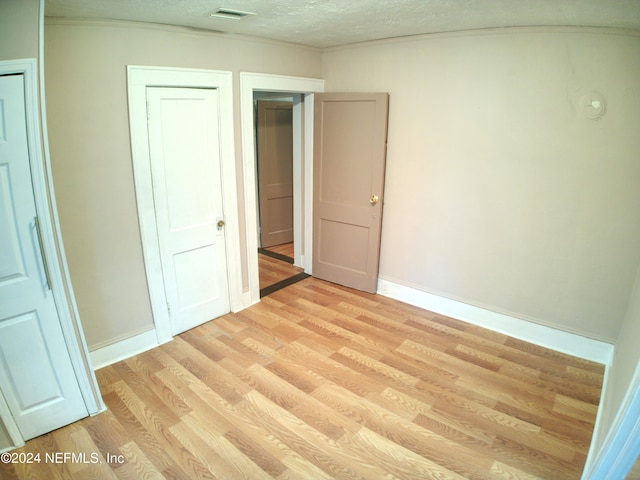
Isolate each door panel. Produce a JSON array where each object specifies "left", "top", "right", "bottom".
[
  {"left": 318, "top": 219, "right": 370, "bottom": 271},
  {"left": 313, "top": 93, "right": 389, "bottom": 293},
  {"left": 0, "top": 312, "right": 63, "bottom": 409},
  {"left": 257, "top": 100, "right": 294, "bottom": 248},
  {"left": 146, "top": 87, "right": 230, "bottom": 335},
  {"left": 0, "top": 164, "right": 28, "bottom": 284},
  {"left": 173, "top": 245, "right": 222, "bottom": 308},
  {"left": 0, "top": 74, "right": 87, "bottom": 440}
]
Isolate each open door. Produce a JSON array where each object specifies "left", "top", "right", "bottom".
[
  {"left": 257, "top": 100, "right": 294, "bottom": 248},
  {"left": 312, "top": 93, "right": 389, "bottom": 293}
]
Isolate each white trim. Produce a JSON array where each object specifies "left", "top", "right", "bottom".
[
  {"left": 127, "top": 65, "right": 243, "bottom": 344},
  {"left": 239, "top": 73, "right": 324, "bottom": 303},
  {"left": 584, "top": 364, "right": 640, "bottom": 479},
  {"left": 302, "top": 92, "right": 317, "bottom": 274},
  {"left": 89, "top": 329, "right": 165, "bottom": 370},
  {"left": 377, "top": 278, "right": 614, "bottom": 364},
  {"left": 292, "top": 95, "right": 303, "bottom": 267}
]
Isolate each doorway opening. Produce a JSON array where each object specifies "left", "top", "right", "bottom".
[
  {"left": 253, "top": 93, "right": 309, "bottom": 296},
  {"left": 239, "top": 73, "right": 324, "bottom": 304}
]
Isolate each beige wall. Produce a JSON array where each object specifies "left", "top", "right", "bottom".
[
  {"left": 0, "top": 0, "right": 41, "bottom": 453},
  {"left": 44, "top": 19, "right": 322, "bottom": 349},
  {"left": 0, "top": 0, "right": 39, "bottom": 60},
  {"left": 323, "top": 28, "right": 640, "bottom": 342}
]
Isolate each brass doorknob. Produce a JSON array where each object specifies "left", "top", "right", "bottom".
[
  {"left": 369, "top": 194, "right": 379, "bottom": 206},
  {"left": 217, "top": 219, "right": 225, "bottom": 229}
]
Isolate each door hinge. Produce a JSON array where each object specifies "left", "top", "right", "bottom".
[{"left": 166, "top": 301, "right": 171, "bottom": 316}]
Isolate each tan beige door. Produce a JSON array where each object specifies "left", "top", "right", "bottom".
[
  {"left": 257, "top": 100, "right": 294, "bottom": 248},
  {"left": 312, "top": 93, "right": 389, "bottom": 293}
]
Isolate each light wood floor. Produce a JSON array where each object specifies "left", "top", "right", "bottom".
[
  {"left": 262, "top": 242, "right": 294, "bottom": 258},
  {"left": 258, "top": 253, "right": 303, "bottom": 291},
  {"left": 1, "top": 278, "right": 604, "bottom": 479}
]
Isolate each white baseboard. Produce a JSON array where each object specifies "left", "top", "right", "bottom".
[
  {"left": 89, "top": 281, "right": 613, "bottom": 367},
  {"left": 377, "top": 279, "right": 614, "bottom": 365},
  {"left": 89, "top": 292, "right": 258, "bottom": 371},
  {"left": 89, "top": 329, "right": 164, "bottom": 370},
  {"left": 239, "top": 289, "right": 260, "bottom": 312}
]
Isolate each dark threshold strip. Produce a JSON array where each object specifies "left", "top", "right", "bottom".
[
  {"left": 260, "top": 272, "right": 310, "bottom": 298},
  {"left": 258, "top": 248, "right": 294, "bottom": 264}
]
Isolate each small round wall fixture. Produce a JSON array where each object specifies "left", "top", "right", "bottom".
[{"left": 580, "top": 91, "right": 607, "bottom": 120}]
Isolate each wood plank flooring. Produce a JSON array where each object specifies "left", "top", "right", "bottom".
[
  {"left": 263, "top": 242, "right": 295, "bottom": 258},
  {"left": 0, "top": 277, "right": 604, "bottom": 479},
  {"left": 259, "top": 250, "right": 303, "bottom": 291}
]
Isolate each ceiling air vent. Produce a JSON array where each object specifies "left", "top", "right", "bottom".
[{"left": 209, "top": 8, "right": 256, "bottom": 20}]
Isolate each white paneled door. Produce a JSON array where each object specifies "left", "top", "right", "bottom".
[
  {"left": 0, "top": 74, "right": 88, "bottom": 440},
  {"left": 146, "top": 87, "right": 230, "bottom": 336}
]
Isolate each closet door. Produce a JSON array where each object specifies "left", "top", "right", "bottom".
[
  {"left": 0, "top": 74, "right": 87, "bottom": 440},
  {"left": 146, "top": 86, "right": 231, "bottom": 335}
]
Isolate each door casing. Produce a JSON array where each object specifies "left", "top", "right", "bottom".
[
  {"left": 0, "top": 58, "right": 103, "bottom": 451},
  {"left": 240, "top": 73, "right": 325, "bottom": 305},
  {"left": 128, "top": 66, "right": 242, "bottom": 344}
]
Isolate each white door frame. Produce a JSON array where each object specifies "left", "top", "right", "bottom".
[
  {"left": 128, "top": 66, "right": 243, "bottom": 344},
  {"left": 240, "top": 73, "right": 324, "bottom": 305},
  {"left": 0, "top": 58, "right": 103, "bottom": 450}
]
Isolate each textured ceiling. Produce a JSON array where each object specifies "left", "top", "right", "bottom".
[{"left": 45, "top": 0, "right": 640, "bottom": 48}]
